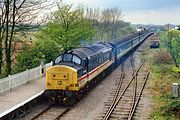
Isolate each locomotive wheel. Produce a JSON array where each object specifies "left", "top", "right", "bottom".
[
  {"left": 75, "top": 92, "right": 83, "bottom": 101},
  {"left": 63, "top": 96, "right": 77, "bottom": 106},
  {"left": 48, "top": 96, "right": 56, "bottom": 105},
  {"left": 57, "top": 95, "right": 63, "bottom": 105}
]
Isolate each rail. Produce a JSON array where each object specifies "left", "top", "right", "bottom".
[
  {"left": 0, "top": 62, "right": 52, "bottom": 94},
  {"left": 128, "top": 67, "right": 151, "bottom": 120},
  {"left": 103, "top": 60, "right": 145, "bottom": 120},
  {"left": 30, "top": 105, "right": 70, "bottom": 120}
]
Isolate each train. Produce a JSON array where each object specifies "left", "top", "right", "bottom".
[
  {"left": 150, "top": 40, "right": 160, "bottom": 48},
  {"left": 45, "top": 29, "right": 153, "bottom": 105}
]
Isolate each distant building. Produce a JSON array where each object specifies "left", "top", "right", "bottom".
[
  {"left": 136, "top": 27, "right": 146, "bottom": 32},
  {"left": 174, "top": 26, "right": 180, "bottom": 30}
]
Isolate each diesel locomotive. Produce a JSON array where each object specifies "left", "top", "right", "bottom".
[{"left": 45, "top": 29, "right": 153, "bottom": 105}]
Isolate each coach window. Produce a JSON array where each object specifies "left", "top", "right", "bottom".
[
  {"left": 55, "top": 55, "right": 62, "bottom": 64},
  {"left": 63, "top": 54, "right": 72, "bottom": 62},
  {"left": 72, "top": 55, "right": 81, "bottom": 64}
]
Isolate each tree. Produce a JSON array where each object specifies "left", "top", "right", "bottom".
[
  {"left": 14, "top": 39, "right": 60, "bottom": 73},
  {"left": 0, "top": 0, "right": 55, "bottom": 77},
  {"left": 78, "top": 6, "right": 134, "bottom": 41},
  {"left": 14, "top": 43, "right": 41, "bottom": 72},
  {"left": 172, "top": 38, "right": 180, "bottom": 62},
  {"left": 161, "top": 29, "right": 180, "bottom": 67},
  {"left": 36, "top": 3, "right": 96, "bottom": 51},
  {"left": 100, "top": 8, "right": 111, "bottom": 40},
  {"left": 109, "top": 8, "right": 123, "bottom": 39},
  {"left": 98, "top": 8, "right": 123, "bottom": 40}
]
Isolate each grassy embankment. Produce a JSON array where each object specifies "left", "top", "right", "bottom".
[{"left": 142, "top": 40, "right": 180, "bottom": 120}]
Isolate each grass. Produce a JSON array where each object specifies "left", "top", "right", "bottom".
[{"left": 142, "top": 45, "right": 180, "bottom": 120}]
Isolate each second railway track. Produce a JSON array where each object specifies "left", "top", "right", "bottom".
[{"left": 98, "top": 59, "right": 151, "bottom": 120}]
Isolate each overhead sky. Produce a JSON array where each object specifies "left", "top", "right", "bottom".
[{"left": 63, "top": 0, "right": 180, "bottom": 25}]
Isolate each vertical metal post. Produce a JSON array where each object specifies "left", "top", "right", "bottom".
[
  {"left": 26, "top": 69, "right": 30, "bottom": 82},
  {"left": 172, "top": 83, "right": 179, "bottom": 97},
  {"left": 40, "top": 60, "right": 44, "bottom": 76},
  {"left": 40, "top": 55, "right": 45, "bottom": 76},
  {"left": 51, "top": 61, "right": 53, "bottom": 66},
  {"left": 8, "top": 74, "right": 11, "bottom": 91}
]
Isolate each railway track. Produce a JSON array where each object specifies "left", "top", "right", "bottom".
[
  {"left": 30, "top": 105, "right": 71, "bottom": 120},
  {"left": 98, "top": 60, "right": 150, "bottom": 120}
]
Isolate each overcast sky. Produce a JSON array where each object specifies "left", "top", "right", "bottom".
[{"left": 63, "top": 0, "right": 180, "bottom": 25}]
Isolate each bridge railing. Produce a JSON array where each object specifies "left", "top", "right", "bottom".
[{"left": 0, "top": 62, "right": 53, "bottom": 94}]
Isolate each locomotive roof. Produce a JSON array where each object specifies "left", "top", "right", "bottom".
[
  {"left": 96, "top": 41, "right": 113, "bottom": 48},
  {"left": 73, "top": 47, "right": 95, "bottom": 59},
  {"left": 71, "top": 42, "right": 112, "bottom": 60},
  {"left": 86, "top": 44, "right": 104, "bottom": 52}
]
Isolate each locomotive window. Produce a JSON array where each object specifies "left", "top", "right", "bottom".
[
  {"left": 72, "top": 55, "right": 81, "bottom": 64},
  {"left": 83, "top": 59, "right": 87, "bottom": 67},
  {"left": 55, "top": 55, "right": 62, "bottom": 64},
  {"left": 63, "top": 54, "right": 72, "bottom": 62}
]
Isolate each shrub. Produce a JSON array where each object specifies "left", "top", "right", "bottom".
[
  {"left": 160, "top": 95, "right": 180, "bottom": 118},
  {"left": 153, "top": 49, "right": 172, "bottom": 64}
]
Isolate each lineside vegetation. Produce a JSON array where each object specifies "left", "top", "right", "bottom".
[{"left": 142, "top": 32, "right": 180, "bottom": 119}]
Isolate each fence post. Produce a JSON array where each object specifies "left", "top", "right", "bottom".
[
  {"left": 40, "top": 59, "right": 45, "bottom": 76},
  {"left": 172, "top": 83, "right": 179, "bottom": 97},
  {"left": 8, "top": 75, "right": 12, "bottom": 91},
  {"left": 51, "top": 61, "right": 53, "bottom": 67},
  {"left": 26, "top": 69, "right": 30, "bottom": 83}
]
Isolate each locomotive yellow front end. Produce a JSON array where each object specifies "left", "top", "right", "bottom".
[
  {"left": 46, "top": 65, "right": 78, "bottom": 91},
  {"left": 45, "top": 65, "right": 79, "bottom": 105}
]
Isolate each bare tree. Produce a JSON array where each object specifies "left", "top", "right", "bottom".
[
  {"left": 100, "top": 8, "right": 122, "bottom": 40},
  {"left": 100, "top": 8, "right": 111, "bottom": 40},
  {"left": 84, "top": 7, "right": 101, "bottom": 25},
  {"left": 109, "top": 8, "right": 123, "bottom": 39},
  {"left": 82, "top": 7, "right": 124, "bottom": 41},
  {"left": 83, "top": 7, "right": 101, "bottom": 41},
  {"left": 0, "top": 0, "right": 56, "bottom": 76}
]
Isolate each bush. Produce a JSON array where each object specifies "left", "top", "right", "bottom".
[
  {"left": 153, "top": 49, "right": 172, "bottom": 64},
  {"left": 161, "top": 101, "right": 180, "bottom": 114},
  {"left": 13, "top": 40, "right": 61, "bottom": 73}
]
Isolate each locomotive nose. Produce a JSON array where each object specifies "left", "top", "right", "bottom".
[
  {"left": 52, "top": 72, "right": 68, "bottom": 85},
  {"left": 52, "top": 72, "right": 68, "bottom": 81},
  {"left": 46, "top": 65, "right": 77, "bottom": 90}
]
